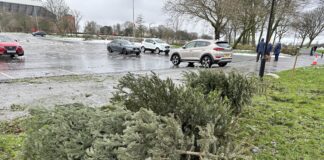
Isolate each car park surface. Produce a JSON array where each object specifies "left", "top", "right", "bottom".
[{"left": 0, "top": 33, "right": 321, "bottom": 81}]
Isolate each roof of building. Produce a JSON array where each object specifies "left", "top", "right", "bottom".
[{"left": 0, "top": 0, "right": 43, "bottom": 7}]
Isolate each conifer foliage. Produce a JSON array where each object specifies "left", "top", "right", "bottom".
[{"left": 23, "top": 70, "right": 258, "bottom": 159}]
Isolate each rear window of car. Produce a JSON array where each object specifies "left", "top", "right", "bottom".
[
  {"left": 196, "top": 41, "right": 211, "bottom": 47},
  {"left": 216, "top": 42, "right": 231, "bottom": 48},
  {"left": 145, "top": 39, "right": 152, "bottom": 43}
]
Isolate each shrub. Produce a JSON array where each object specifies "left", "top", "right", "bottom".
[{"left": 281, "top": 46, "right": 298, "bottom": 55}]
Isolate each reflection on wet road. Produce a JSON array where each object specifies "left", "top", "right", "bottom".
[{"left": 0, "top": 33, "right": 322, "bottom": 80}]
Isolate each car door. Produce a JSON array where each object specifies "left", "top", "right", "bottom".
[
  {"left": 110, "top": 40, "right": 117, "bottom": 51},
  {"left": 192, "top": 41, "right": 211, "bottom": 60},
  {"left": 115, "top": 40, "right": 123, "bottom": 52},
  {"left": 180, "top": 41, "right": 196, "bottom": 60},
  {"left": 148, "top": 39, "right": 156, "bottom": 50},
  {"left": 144, "top": 39, "right": 152, "bottom": 50}
]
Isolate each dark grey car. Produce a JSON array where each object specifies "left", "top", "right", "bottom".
[{"left": 107, "top": 39, "right": 141, "bottom": 55}]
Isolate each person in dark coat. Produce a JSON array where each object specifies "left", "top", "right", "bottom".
[
  {"left": 256, "top": 38, "right": 265, "bottom": 62},
  {"left": 274, "top": 42, "right": 282, "bottom": 62},
  {"left": 310, "top": 46, "right": 318, "bottom": 56},
  {"left": 265, "top": 43, "right": 273, "bottom": 62}
]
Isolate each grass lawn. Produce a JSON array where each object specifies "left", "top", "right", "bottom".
[{"left": 238, "top": 66, "right": 324, "bottom": 159}]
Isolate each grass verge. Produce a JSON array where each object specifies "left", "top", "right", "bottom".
[
  {"left": 238, "top": 66, "right": 324, "bottom": 159},
  {"left": 0, "top": 119, "right": 25, "bottom": 160}
]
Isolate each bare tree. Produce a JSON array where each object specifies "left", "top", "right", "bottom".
[
  {"left": 136, "top": 15, "right": 146, "bottom": 37},
  {"left": 164, "top": 0, "right": 233, "bottom": 40},
  {"left": 231, "top": 0, "right": 266, "bottom": 48},
  {"left": 274, "top": 18, "right": 290, "bottom": 43},
  {"left": 70, "top": 10, "right": 82, "bottom": 34},
  {"left": 167, "top": 14, "right": 183, "bottom": 43},
  {"left": 43, "top": 0, "right": 70, "bottom": 34},
  {"left": 84, "top": 21, "right": 99, "bottom": 35},
  {"left": 305, "top": 6, "right": 324, "bottom": 47},
  {"left": 292, "top": 14, "right": 310, "bottom": 48}
]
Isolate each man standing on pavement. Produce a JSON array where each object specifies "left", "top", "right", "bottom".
[
  {"left": 274, "top": 42, "right": 282, "bottom": 62},
  {"left": 256, "top": 38, "right": 265, "bottom": 62}
]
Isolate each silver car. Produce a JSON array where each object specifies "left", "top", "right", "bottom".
[{"left": 170, "top": 40, "right": 233, "bottom": 68}]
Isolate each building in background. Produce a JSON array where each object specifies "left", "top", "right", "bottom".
[
  {"left": 0, "top": 0, "right": 53, "bottom": 18},
  {"left": 0, "top": 0, "right": 56, "bottom": 32},
  {"left": 63, "top": 14, "right": 76, "bottom": 34}
]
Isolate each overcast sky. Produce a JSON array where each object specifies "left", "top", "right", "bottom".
[
  {"left": 65, "top": 0, "right": 212, "bottom": 34},
  {"left": 65, "top": 0, "right": 323, "bottom": 44}
]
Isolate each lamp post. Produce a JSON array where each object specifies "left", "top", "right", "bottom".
[
  {"left": 259, "top": 0, "right": 276, "bottom": 78},
  {"left": 132, "top": 0, "right": 135, "bottom": 39}
]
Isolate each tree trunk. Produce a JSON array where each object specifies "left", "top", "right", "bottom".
[
  {"left": 258, "top": 19, "right": 266, "bottom": 43},
  {"left": 299, "top": 37, "right": 306, "bottom": 48},
  {"left": 252, "top": 26, "right": 256, "bottom": 47},
  {"left": 307, "top": 38, "right": 315, "bottom": 48},
  {"left": 272, "top": 29, "right": 277, "bottom": 44},
  {"left": 214, "top": 28, "right": 221, "bottom": 40},
  {"left": 233, "top": 30, "right": 248, "bottom": 49}
]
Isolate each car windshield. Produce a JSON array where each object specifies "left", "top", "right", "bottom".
[
  {"left": 0, "top": 36, "right": 13, "bottom": 42},
  {"left": 216, "top": 42, "right": 231, "bottom": 48},
  {"left": 154, "top": 39, "right": 165, "bottom": 43}
]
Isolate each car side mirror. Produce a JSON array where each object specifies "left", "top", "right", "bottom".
[
  {"left": 182, "top": 46, "right": 186, "bottom": 49},
  {"left": 153, "top": 42, "right": 156, "bottom": 45},
  {"left": 15, "top": 40, "right": 18, "bottom": 42}
]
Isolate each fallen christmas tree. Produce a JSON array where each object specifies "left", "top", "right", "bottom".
[{"left": 23, "top": 70, "right": 260, "bottom": 160}]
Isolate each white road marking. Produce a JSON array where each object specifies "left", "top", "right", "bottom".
[
  {"left": 0, "top": 72, "right": 15, "bottom": 79},
  {"left": 57, "top": 69, "right": 79, "bottom": 75}
]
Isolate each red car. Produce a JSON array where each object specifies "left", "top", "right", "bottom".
[{"left": 0, "top": 35, "right": 24, "bottom": 58}]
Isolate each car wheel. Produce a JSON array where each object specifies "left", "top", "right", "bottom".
[
  {"left": 201, "top": 56, "right": 212, "bottom": 68},
  {"left": 155, "top": 48, "right": 160, "bottom": 54},
  {"left": 171, "top": 54, "right": 181, "bottom": 66},
  {"left": 141, "top": 46, "right": 146, "bottom": 53},
  {"left": 108, "top": 47, "right": 113, "bottom": 53},
  {"left": 122, "top": 49, "right": 127, "bottom": 55},
  {"left": 218, "top": 63, "right": 227, "bottom": 67}
]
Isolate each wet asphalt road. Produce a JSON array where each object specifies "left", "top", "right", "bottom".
[{"left": 0, "top": 33, "right": 322, "bottom": 80}]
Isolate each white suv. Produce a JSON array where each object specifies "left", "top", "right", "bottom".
[
  {"left": 141, "top": 38, "right": 171, "bottom": 55},
  {"left": 170, "top": 40, "right": 233, "bottom": 68}
]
